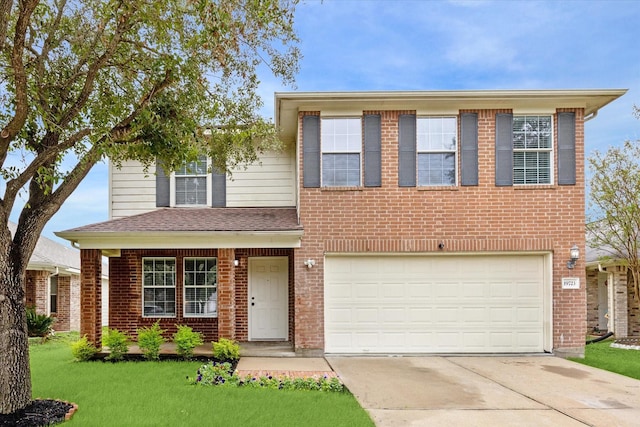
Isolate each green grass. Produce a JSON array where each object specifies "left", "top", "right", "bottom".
[
  {"left": 30, "top": 335, "right": 374, "bottom": 427},
  {"left": 570, "top": 338, "right": 640, "bottom": 380}
]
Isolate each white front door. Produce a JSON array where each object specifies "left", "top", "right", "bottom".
[{"left": 249, "top": 257, "right": 288, "bottom": 340}]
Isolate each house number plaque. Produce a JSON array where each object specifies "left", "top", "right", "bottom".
[{"left": 562, "top": 277, "right": 580, "bottom": 289}]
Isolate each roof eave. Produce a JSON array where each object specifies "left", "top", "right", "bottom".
[{"left": 55, "top": 230, "right": 304, "bottom": 250}]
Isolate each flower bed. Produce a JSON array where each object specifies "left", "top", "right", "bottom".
[{"left": 190, "top": 362, "right": 344, "bottom": 392}]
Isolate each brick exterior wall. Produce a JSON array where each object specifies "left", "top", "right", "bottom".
[
  {"left": 295, "top": 108, "right": 587, "bottom": 356},
  {"left": 25, "top": 270, "right": 81, "bottom": 332},
  {"left": 105, "top": 248, "right": 293, "bottom": 343},
  {"left": 81, "top": 249, "right": 103, "bottom": 345}
]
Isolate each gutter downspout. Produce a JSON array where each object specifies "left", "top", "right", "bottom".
[{"left": 585, "top": 110, "right": 598, "bottom": 122}]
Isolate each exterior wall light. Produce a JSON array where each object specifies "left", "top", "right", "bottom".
[
  {"left": 234, "top": 259, "right": 239, "bottom": 267},
  {"left": 567, "top": 244, "right": 579, "bottom": 269},
  {"left": 304, "top": 259, "right": 315, "bottom": 268}
]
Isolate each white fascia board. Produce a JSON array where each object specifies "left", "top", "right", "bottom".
[{"left": 56, "top": 230, "right": 303, "bottom": 250}]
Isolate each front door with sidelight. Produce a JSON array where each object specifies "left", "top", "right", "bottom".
[{"left": 248, "top": 257, "right": 288, "bottom": 340}]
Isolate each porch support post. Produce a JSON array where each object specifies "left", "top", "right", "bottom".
[
  {"left": 80, "top": 249, "right": 102, "bottom": 348},
  {"left": 611, "top": 266, "right": 628, "bottom": 337},
  {"left": 217, "top": 248, "right": 236, "bottom": 340}
]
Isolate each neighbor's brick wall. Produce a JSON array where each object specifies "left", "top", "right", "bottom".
[
  {"left": 586, "top": 269, "right": 600, "bottom": 332},
  {"left": 53, "top": 275, "right": 71, "bottom": 331},
  {"left": 626, "top": 270, "right": 640, "bottom": 336},
  {"left": 25, "top": 270, "right": 48, "bottom": 313},
  {"left": 295, "top": 108, "right": 587, "bottom": 355},
  {"left": 70, "top": 274, "right": 81, "bottom": 331}
]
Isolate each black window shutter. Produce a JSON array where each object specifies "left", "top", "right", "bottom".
[
  {"left": 364, "top": 114, "right": 382, "bottom": 187},
  {"left": 495, "top": 113, "right": 513, "bottom": 186},
  {"left": 211, "top": 167, "right": 226, "bottom": 207},
  {"left": 155, "top": 159, "right": 170, "bottom": 207},
  {"left": 460, "top": 113, "right": 479, "bottom": 186},
  {"left": 398, "top": 114, "right": 416, "bottom": 187},
  {"left": 557, "top": 112, "right": 576, "bottom": 185},
  {"left": 303, "top": 115, "right": 321, "bottom": 188}
]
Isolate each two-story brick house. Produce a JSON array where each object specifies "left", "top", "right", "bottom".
[{"left": 57, "top": 89, "right": 625, "bottom": 357}]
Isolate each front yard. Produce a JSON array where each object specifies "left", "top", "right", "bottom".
[
  {"left": 29, "top": 334, "right": 374, "bottom": 426},
  {"left": 570, "top": 338, "right": 640, "bottom": 380}
]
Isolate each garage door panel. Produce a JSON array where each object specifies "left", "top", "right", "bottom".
[{"left": 325, "top": 255, "right": 545, "bottom": 353}]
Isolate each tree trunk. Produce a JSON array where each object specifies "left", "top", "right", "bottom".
[{"left": 0, "top": 266, "right": 32, "bottom": 414}]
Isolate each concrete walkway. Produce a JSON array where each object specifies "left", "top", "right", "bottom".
[
  {"left": 236, "top": 357, "right": 336, "bottom": 379},
  {"left": 327, "top": 356, "right": 640, "bottom": 427}
]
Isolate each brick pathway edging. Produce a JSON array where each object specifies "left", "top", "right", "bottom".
[{"left": 235, "top": 370, "right": 338, "bottom": 380}]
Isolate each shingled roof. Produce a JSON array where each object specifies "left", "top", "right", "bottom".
[{"left": 61, "top": 207, "right": 302, "bottom": 233}]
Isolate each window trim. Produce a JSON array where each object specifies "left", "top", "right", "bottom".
[
  {"left": 416, "top": 116, "right": 458, "bottom": 187},
  {"left": 48, "top": 275, "right": 58, "bottom": 315},
  {"left": 512, "top": 115, "right": 554, "bottom": 186},
  {"left": 320, "top": 117, "right": 363, "bottom": 187},
  {"left": 142, "top": 257, "right": 177, "bottom": 318},
  {"left": 169, "top": 156, "right": 212, "bottom": 207},
  {"left": 182, "top": 257, "right": 218, "bottom": 318}
]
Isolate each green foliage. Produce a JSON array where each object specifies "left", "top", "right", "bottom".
[
  {"left": 103, "top": 328, "right": 130, "bottom": 362},
  {"left": 571, "top": 339, "right": 640, "bottom": 381},
  {"left": 136, "top": 321, "right": 166, "bottom": 361},
  {"left": 30, "top": 339, "right": 373, "bottom": 426},
  {"left": 26, "top": 307, "right": 56, "bottom": 338},
  {"left": 190, "top": 362, "right": 345, "bottom": 392},
  {"left": 70, "top": 335, "right": 99, "bottom": 361},
  {"left": 173, "top": 325, "right": 204, "bottom": 359},
  {"left": 588, "top": 139, "right": 640, "bottom": 301},
  {"left": 212, "top": 337, "right": 241, "bottom": 362}
]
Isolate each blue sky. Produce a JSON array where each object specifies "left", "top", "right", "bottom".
[{"left": 14, "top": 0, "right": 640, "bottom": 244}]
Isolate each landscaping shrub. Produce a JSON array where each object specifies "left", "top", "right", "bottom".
[
  {"left": 70, "top": 335, "right": 99, "bottom": 361},
  {"left": 173, "top": 325, "right": 203, "bottom": 359},
  {"left": 26, "top": 307, "right": 56, "bottom": 338},
  {"left": 212, "top": 337, "right": 240, "bottom": 362},
  {"left": 137, "top": 321, "right": 165, "bottom": 361},
  {"left": 104, "top": 328, "right": 130, "bottom": 361}
]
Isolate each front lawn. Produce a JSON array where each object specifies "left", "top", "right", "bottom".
[
  {"left": 570, "top": 338, "right": 640, "bottom": 380},
  {"left": 30, "top": 335, "right": 374, "bottom": 426}
]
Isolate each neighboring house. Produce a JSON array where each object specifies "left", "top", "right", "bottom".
[
  {"left": 9, "top": 221, "right": 81, "bottom": 331},
  {"left": 586, "top": 244, "right": 640, "bottom": 338},
  {"left": 56, "top": 89, "right": 626, "bottom": 358}
]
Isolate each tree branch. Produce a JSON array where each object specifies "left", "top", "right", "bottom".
[{"left": 0, "top": 0, "right": 40, "bottom": 166}]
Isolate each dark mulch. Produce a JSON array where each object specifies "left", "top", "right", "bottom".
[{"left": 0, "top": 399, "right": 75, "bottom": 427}]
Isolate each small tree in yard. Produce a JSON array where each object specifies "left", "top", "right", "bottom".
[
  {"left": 0, "top": 0, "right": 299, "bottom": 414},
  {"left": 587, "top": 123, "right": 640, "bottom": 304}
]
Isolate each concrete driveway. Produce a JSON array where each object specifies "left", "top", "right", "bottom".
[{"left": 326, "top": 356, "right": 640, "bottom": 426}]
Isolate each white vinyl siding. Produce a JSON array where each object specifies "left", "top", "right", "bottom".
[
  {"left": 226, "top": 148, "right": 296, "bottom": 207},
  {"left": 109, "top": 149, "right": 296, "bottom": 219},
  {"left": 325, "top": 254, "right": 547, "bottom": 354},
  {"left": 109, "top": 160, "right": 157, "bottom": 219}
]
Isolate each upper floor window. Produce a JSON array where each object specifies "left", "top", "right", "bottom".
[
  {"left": 175, "top": 155, "right": 208, "bottom": 205},
  {"left": 143, "top": 258, "right": 176, "bottom": 317},
  {"left": 417, "top": 117, "right": 457, "bottom": 186},
  {"left": 183, "top": 258, "right": 218, "bottom": 317},
  {"left": 513, "top": 116, "right": 552, "bottom": 185},
  {"left": 321, "top": 118, "right": 362, "bottom": 187}
]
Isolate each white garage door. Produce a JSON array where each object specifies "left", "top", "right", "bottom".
[{"left": 325, "top": 255, "right": 546, "bottom": 354}]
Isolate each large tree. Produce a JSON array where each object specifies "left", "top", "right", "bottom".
[
  {"left": 587, "top": 116, "right": 640, "bottom": 306},
  {"left": 0, "top": 0, "right": 299, "bottom": 414}
]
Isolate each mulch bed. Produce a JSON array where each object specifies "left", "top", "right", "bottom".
[{"left": 0, "top": 399, "right": 76, "bottom": 427}]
